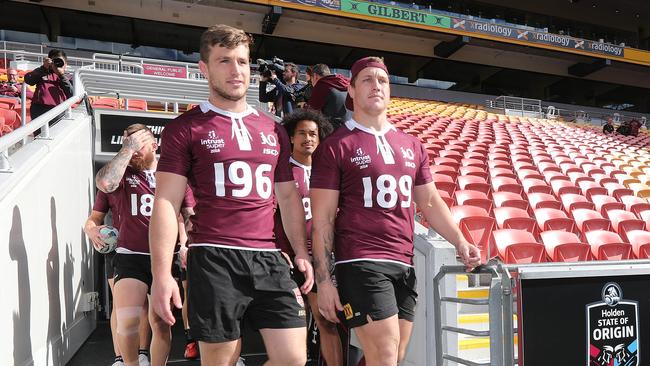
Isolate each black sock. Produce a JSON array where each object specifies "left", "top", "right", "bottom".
[{"left": 138, "top": 349, "right": 149, "bottom": 356}]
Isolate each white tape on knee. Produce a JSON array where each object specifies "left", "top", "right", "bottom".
[{"left": 116, "top": 306, "right": 144, "bottom": 335}]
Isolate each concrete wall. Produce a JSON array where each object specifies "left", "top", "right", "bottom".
[{"left": 0, "top": 112, "right": 96, "bottom": 366}]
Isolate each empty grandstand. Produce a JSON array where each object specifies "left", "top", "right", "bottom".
[{"left": 1, "top": 0, "right": 650, "bottom": 365}]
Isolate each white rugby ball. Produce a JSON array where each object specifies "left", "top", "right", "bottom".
[{"left": 97, "top": 226, "right": 119, "bottom": 254}]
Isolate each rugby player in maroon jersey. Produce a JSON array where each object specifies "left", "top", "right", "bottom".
[
  {"left": 96, "top": 124, "right": 193, "bottom": 366},
  {"left": 311, "top": 57, "right": 481, "bottom": 366},
  {"left": 149, "top": 24, "right": 313, "bottom": 366},
  {"left": 275, "top": 109, "right": 342, "bottom": 366}
]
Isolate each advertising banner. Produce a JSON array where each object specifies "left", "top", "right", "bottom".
[
  {"left": 450, "top": 17, "right": 624, "bottom": 57},
  {"left": 341, "top": 0, "right": 450, "bottom": 29},
  {"left": 142, "top": 64, "right": 187, "bottom": 78},
  {"left": 519, "top": 275, "right": 648, "bottom": 365}
]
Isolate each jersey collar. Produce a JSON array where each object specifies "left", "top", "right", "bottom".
[
  {"left": 200, "top": 101, "right": 259, "bottom": 118},
  {"left": 345, "top": 118, "right": 396, "bottom": 136},
  {"left": 289, "top": 156, "right": 311, "bottom": 170}
]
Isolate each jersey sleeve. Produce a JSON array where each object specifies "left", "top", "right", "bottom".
[
  {"left": 92, "top": 190, "right": 110, "bottom": 213},
  {"left": 181, "top": 185, "right": 196, "bottom": 209},
  {"left": 158, "top": 118, "right": 192, "bottom": 177},
  {"left": 414, "top": 141, "right": 433, "bottom": 186},
  {"left": 274, "top": 124, "right": 294, "bottom": 183},
  {"left": 310, "top": 140, "right": 341, "bottom": 190}
]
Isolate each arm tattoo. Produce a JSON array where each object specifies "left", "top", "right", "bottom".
[
  {"left": 96, "top": 148, "right": 132, "bottom": 193},
  {"left": 314, "top": 223, "right": 335, "bottom": 284}
]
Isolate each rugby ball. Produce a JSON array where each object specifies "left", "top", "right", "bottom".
[{"left": 97, "top": 226, "right": 119, "bottom": 254}]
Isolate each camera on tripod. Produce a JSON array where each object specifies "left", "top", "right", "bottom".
[{"left": 257, "top": 57, "right": 285, "bottom": 78}]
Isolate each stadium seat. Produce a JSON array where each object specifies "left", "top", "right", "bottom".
[
  {"left": 494, "top": 207, "right": 537, "bottom": 236},
  {"left": 434, "top": 157, "right": 461, "bottom": 169},
  {"left": 430, "top": 165, "right": 458, "bottom": 182},
  {"left": 125, "top": 99, "right": 147, "bottom": 111},
  {"left": 454, "top": 190, "right": 492, "bottom": 214},
  {"left": 577, "top": 181, "right": 608, "bottom": 201},
  {"left": 551, "top": 180, "right": 581, "bottom": 197},
  {"left": 522, "top": 178, "right": 552, "bottom": 195},
  {"left": 585, "top": 231, "right": 633, "bottom": 260},
  {"left": 0, "top": 109, "right": 20, "bottom": 129},
  {"left": 560, "top": 193, "right": 595, "bottom": 214},
  {"left": 490, "top": 168, "right": 517, "bottom": 180},
  {"left": 572, "top": 209, "right": 612, "bottom": 235},
  {"left": 590, "top": 195, "right": 626, "bottom": 217},
  {"left": 534, "top": 208, "right": 577, "bottom": 234},
  {"left": 620, "top": 196, "right": 650, "bottom": 218},
  {"left": 491, "top": 229, "right": 545, "bottom": 264},
  {"left": 450, "top": 205, "right": 496, "bottom": 262},
  {"left": 625, "top": 230, "right": 650, "bottom": 259},
  {"left": 459, "top": 166, "right": 488, "bottom": 180},
  {"left": 603, "top": 182, "right": 634, "bottom": 201},
  {"left": 517, "top": 169, "right": 544, "bottom": 182},
  {"left": 528, "top": 192, "right": 563, "bottom": 210},
  {"left": 540, "top": 230, "right": 591, "bottom": 262},
  {"left": 605, "top": 209, "right": 645, "bottom": 242},
  {"left": 491, "top": 177, "right": 524, "bottom": 195},
  {"left": 492, "top": 191, "right": 529, "bottom": 212},
  {"left": 92, "top": 97, "right": 121, "bottom": 109},
  {"left": 457, "top": 176, "right": 491, "bottom": 196}
]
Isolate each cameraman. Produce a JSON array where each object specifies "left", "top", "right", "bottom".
[
  {"left": 259, "top": 61, "right": 304, "bottom": 116},
  {"left": 24, "top": 49, "right": 73, "bottom": 120}
]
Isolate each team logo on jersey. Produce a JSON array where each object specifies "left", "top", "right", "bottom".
[
  {"left": 587, "top": 282, "right": 639, "bottom": 366},
  {"left": 351, "top": 148, "right": 372, "bottom": 169},
  {"left": 260, "top": 132, "right": 277, "bottom": 147},
  {"left": 401, "top": 147, "right": 416, "bottom": 168},
  {"left": 126, "top": 175, "right": 141, "bottom": 187},
  {"left": 201, "top": 131, "right": 225, "bottom": 153}
]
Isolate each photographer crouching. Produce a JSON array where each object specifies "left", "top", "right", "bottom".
[
  {"left": 24, "top": 49, "right": 73, "bottom": 121},
  {"left": 258, "top": 57, "right": 305, "bottom": 117}
]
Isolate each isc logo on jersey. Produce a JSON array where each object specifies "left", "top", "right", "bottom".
[
  {"left": 401, "top": 147, "right": 416, "bottom": 168},
  {"left": 260, "top": 132, "right": 279, "bottom": 156}
]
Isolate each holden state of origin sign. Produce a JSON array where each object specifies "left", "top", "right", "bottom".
[{"left": 587, "top": 283, "right": 639, "bottom": 366}]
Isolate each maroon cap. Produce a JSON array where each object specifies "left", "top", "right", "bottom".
[{"left": 345, "top": 57, "right": 389, "bottom": 111}]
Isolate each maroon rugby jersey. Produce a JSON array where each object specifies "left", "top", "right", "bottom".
[
  {"left": 275, "top": 157, "right": 312, "bottom": 256},
  {"left": 113, "top": 166, "right": 194, "bottom": 254},
  {"left": 157, "top": 102, "right": 294, "bottom": 250},
  {"left": 311, "top": 119, "right": 432, "bottom": 265},
  {"left": 93, "top": 190, "right": 121, "bottom": 229}
]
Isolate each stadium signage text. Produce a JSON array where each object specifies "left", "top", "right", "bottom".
[
  {"left": 451, "top": 17, "right": 624, "bottom": 57},
  {"left": 341, "top": 0, "right": 451, "bottom": 29},
  {"left": 587, "top": 283, "right": 639, "bottom": 366},
  {"left": 142, "top": 64, "right": 187, "bottom": 79},
  {"left": 99, "top": 113, "right": 174, "bottom": 154}
]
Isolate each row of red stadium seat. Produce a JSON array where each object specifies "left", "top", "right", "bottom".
[{"left": 393, "top": 98, "right": 650, "bottom": 264}]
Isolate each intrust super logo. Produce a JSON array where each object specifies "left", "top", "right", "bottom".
[{"left": 587, "top": 283, "right": 640, "bottom": 366}]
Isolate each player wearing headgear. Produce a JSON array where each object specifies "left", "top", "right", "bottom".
[
  {"left": 311, "top": 56, "right": 481, "bottom": 365},
  {"left": 149, "top": 24, "right": 313, "bottom": 366}
]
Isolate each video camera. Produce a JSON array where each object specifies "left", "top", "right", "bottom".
[{"left": 257, "top": 57, "right": 285, "bottom": 78}]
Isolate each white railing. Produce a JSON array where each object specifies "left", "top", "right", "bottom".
[{"left": 0, "top": 92, "right": 86, "bottom": 172}]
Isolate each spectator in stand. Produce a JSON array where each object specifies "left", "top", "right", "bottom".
[
  {"left": 296, "top": 66, "right": 313, "bottom": 108},
  {"left": 259, "top": 62, "right": 305, "bottom": 117},
  {"left": 629, "top": 119, "right": 641, "bottom": 136},
  {"left": 0, "top": 68, "right": 33, "bottom": 99},
  {"left": 24, "top": 49, "right": 73, "bottom": 120},
  {"left": 602, "top": 118, "right": 615, "bottom": 134},
  {"left": 307, "top": 64, "right": 351, "bottom": 129}
]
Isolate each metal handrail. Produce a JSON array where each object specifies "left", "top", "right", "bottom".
[{"left": 434, "top": 264, "right": 516, "bottom": 366}]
